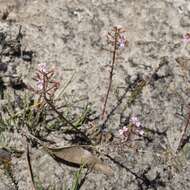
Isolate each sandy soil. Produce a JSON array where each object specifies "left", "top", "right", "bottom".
[{"left": 0, "top": 0, "right": 190, "bottom": 189}]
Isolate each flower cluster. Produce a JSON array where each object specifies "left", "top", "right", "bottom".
[
  {"left": 119, "top": 116, "right": 144, "bottom": 139},
  {"left": 33, "top": 63, "right": 60, "bottom": 102},
  {"left": 36, "top": 63, "right": 49, "bottom": 91},
  {"left": 38, "top": 63, "right": 48, "bottom": 74},
  {"left": 106, "top": 26, "right": 128, "bottom": 49},
  {"left": 119, "top": 126, "right": 128, "bottom": 136},
  {"left": 182, "top": 33, "right": 190, "bottom": 44},
  {"left": 130, "top": 116, "right": 141, "bottom": 127}
]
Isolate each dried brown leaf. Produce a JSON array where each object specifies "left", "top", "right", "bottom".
[
  {"left": 47, "top": 146, "right": 113, "bottom": 176},
  {"left": 0, "top": 148, "right": 11, "bottom": 163}
]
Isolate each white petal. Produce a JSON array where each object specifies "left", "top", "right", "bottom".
[{"left": 138, "top": 130, "right": 144, "bottom": 136}]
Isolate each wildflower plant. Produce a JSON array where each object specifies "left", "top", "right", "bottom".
[
  {"left": 101, "top": 26, "right": 128, "bottom": 120},
  {"left": 30, "top": 63, "right": 91, "bottom": 143}
]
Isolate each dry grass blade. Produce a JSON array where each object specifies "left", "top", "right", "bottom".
[
  {"left": 47, "top": 146, "right": 113, "bottom": 176},
  {"left": 25, "top": 139, "right": 36, "bottom": 190}
]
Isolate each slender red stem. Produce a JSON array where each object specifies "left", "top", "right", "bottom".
[{"left": 101, "top": 29, "right": 119, "bottom": 119}]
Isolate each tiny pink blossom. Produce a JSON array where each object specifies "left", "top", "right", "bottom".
[
  {"left": 119, "top": 127, "right": 128, "bottom": 136},
  {"left": 115, "top": 25, "right": 122, "bottom": 29},
  {"left": 137, "top": 129, "right": 144, "bottom": 136},
  {"left": 119, "top": 35, "right": 126, "bottom": 48},
  {"left": 36, "top": 80, "right": 44, "bottom": 90},
  {"left": 130, "top": 116, "right": 141, "bottom": 127},
  {"left": 119, "top": 129, "right": 123, "bottom": 135},
  {"left": 182, "top": 33, "right": 190, "bottom": 44},
  {"left": 38, "top": 63, "right": 48, "bottom": 73}
]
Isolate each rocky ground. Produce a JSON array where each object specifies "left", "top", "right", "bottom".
[{"left": 0, "top": 0, "right": 190, "bottom": 189}]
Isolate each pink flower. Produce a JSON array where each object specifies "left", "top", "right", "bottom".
[
  {"left": 119, "top": 127, "right": 128, "bottom": 137},
  {"left": 38, "top": 63, "right": 48, "bottom": 73},
  {"left": 182, "top": 33, "right": 190, "bottom": 44},
  {"left": 119, "top": 116, "right": 145, "bottom": 140},
  {"left": 119, "top": 35, "right": 126, "bottom": 48},
  {"left": 130, "top": 116, "right": 141, "bottom": 128},
  {"left": 36, "top": 79, "right": 44, "bottom": 90},
  {"left": 137, "top": 129, "right": 144, "bottom": 136},
  {"left": 115, "top": 25, "right": 122, "bottom": 30}
]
